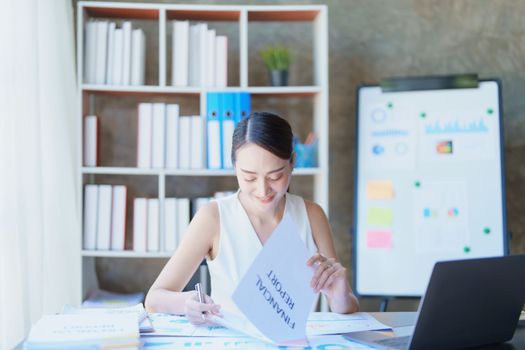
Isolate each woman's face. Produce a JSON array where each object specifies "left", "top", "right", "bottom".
[{"left": 234, "top": 143, "right": 293, "bottom": 211}]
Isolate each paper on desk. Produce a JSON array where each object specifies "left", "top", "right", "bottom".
[
  {"left": 307, "top": 312, "right": 391, "bottom": 336},
  {"left": 146, "top": 312, "right": 391, "bottom": 339},
  {"left": 141, "top": 334, "right": 374, "bottom": 349},
  {"left": 230, "top": 214, "right": 316, "bottom": 346},
  {"left": 146, "top": 313, "right": 244, "bottom": 337},
  {"left": 82, "top": 288, "right": 144, "bottom": 308}
]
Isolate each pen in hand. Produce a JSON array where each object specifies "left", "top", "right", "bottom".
[{"left": 195, "top": 283, "right": 206, "bottom": 321}]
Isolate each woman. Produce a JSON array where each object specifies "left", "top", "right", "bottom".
[{"left": 145, "top": 112, "right": 359, "bottom": 324}]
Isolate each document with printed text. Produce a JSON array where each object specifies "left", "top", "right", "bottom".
[{"left": 212, "top": 214, "right": 316, "bottom": 346}]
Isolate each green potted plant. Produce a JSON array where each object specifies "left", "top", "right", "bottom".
[{"left": 259, "top": 45, "right": 292, "bottom": 86}]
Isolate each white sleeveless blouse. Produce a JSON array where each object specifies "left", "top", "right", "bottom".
[{"left": 206, "top": 191, "right": 318, "bottom": 312}]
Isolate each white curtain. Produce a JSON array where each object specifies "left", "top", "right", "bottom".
[{"left": 0, "top": 0, "right": 80, "bottom": 348}]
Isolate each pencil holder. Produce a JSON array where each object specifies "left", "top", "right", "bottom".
[{"left": 294, "top": 140, "right": 318, "bottom": 168}]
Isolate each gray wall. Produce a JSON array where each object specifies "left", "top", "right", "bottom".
[{"left": 77, "top": 0, "right": 525, "bottom": 311}]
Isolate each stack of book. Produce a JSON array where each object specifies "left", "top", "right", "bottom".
[
  {"left": 171, "top": 21, "right": 228, "bottom": 87},
  {"left": 83, "top": 184, "right": 127, "bottom": 251},
  {"left": 133, "top": 197, "right": 190, "bottom": 253},
  {"left": 84, "top": 20, "right": 146, "bottom": 86},
  {"left": 83, "top": 191, "right": 236, "bottom": 253},
  {"left": 64, "top": 303, "right": 153, "bottom": 333},
  {"left": 136, "top": 103, "right": 204, "bottom": 170},
  {"left": 24, "top": 313, "right": 139, "bottom": 349},
  {"left": 133, "top": 192, "right": 234, "bottom": 253}
]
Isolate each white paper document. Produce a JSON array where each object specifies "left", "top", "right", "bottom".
[
  {"left": 141, "top": 335, "right": 374, "bottom": 349},
  {"left": 147, "top": 311, "right": 391, "bottom": 339},
  {"left": 218, "top": 214, "right": 316, "bottom": 346},
  {"left": 307, "top": 312, "right": 391, "bottom": 336},
  {"left": 147, "top": 313, "right": 244, "bottom": 337}
]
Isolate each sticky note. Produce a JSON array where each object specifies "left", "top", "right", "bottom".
[
  {"left": 366, "top": 207, "right": 393, "bottom": 226},
  {"left": 366, "top": 180, "right": 394, "bottom": 200},
  {"left": 367, "top": 230, "right": 393, "bottom": 249}
]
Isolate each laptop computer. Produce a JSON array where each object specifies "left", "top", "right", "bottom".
[{"left": 344, "top": 255, "right": 525, "bottom": 350}]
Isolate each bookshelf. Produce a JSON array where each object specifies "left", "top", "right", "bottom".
[{"left": 77, "top": 2, "right": 328, "bottom": 305}]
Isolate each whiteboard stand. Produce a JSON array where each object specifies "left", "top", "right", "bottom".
[
  {"left": 353, "top": 74, "right": 507, "bottom": 302},
  {"left": 379, "top": 297, "right": 389, "bottom": 312}
]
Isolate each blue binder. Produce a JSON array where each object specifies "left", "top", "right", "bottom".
[
  {"left": 221, "top": 93, "right": 235, "bottom": 169},
  {"left": 206, "top": 92, "right": 222, "bottom": 169},
  {"left": 235, "top": 92, "right": 251, "bottom": 125}
]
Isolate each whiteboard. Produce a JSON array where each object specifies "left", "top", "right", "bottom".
[{"left": 353, "top": 80, "right": 507, "bottom": 297}]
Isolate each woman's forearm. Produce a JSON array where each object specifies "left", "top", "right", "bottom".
[
  {"left": 145, "top": 288, "right": 194, "bottom": 315},
  {"left": 329, "top": 290, "right": 360, "bottom": 314}
]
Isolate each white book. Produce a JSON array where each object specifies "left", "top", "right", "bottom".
[
  {"left": 197, "top": 23, "right": 208, "bottom": 87},
  {"left": 165, "top": 104, "right": 180, "bottom": 169},
  {"left": 83, "top": 115, "right": 98, "bottom": 167},
  {"left": 83, "top": 184, "right": 99, "bottom": 250},
  {"left": 96, "top": 185, "right": 113, "bottom": 250},
  {"left": 137, "top": 103, "right": 153, "bottom": 168},
  {"left": 105, "top": 22, "right": 116, "bottom": 84},
  {"left": 131, "top": 28, "right": 146, "bottom": 85},
  {"left": 111, "top": 28, "right": 124, "bottom": 85},
  {"left": 84, "top": 21, "right": 97, "bottom": 84},
  {"left": 164, "top": 198, "right": 177, "bottom": 252},
  {"left": 121, "top": 21, "right": 133, "bottom": 85},
  {"left": 206, "top": 118, "right": 221, "bottom": 169},
  {"left": 215, "top": 35, "right": 228, "bottom": 88},
  {"left": 171, "top": 20, "right": 189, "bottom": 87},
  {"left": 110, "top": 185, "right": 127, "bottom": 251},
  {"left": 176, "top": 198, "right": 190, "bottom": 243},
  {"left": 94, "top": 21, "right": 109, "bottom": 85},
  {"left": 151, "top": 103, "right": 166, "bottom": 168},
  {"left": 133, "top": 198, "right": 147, "bottom": 252},
  {"left": 206, "top": 29, "right": 216, "bottom": 87},
  {"left": 147, "top": 198, "right": 159, "bottom": 252},
  {"left": 190, "top": 115, "right": 204, "bottom": 169},
  {"left": 178, "top": 116, "right": 192, "bottom": 169},
  {"left": 188, "top": 24, "right": 199, "bottom": 87}
]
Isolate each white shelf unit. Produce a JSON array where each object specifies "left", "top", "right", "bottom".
[{"left": 77, "top": 2, "right": 328, "bottom": 303}]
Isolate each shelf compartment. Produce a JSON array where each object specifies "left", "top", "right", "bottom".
[
  {"left": 82, "top": 250, "right": 171, "bottom": 258},
  {"left": 247, "top": 20, "right": 315, "bottom": 87},
  {"left": 82, "top": 93, "right": 200, "bottom": 168}
]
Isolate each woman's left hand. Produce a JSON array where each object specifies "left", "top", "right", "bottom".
[{"left": 306, "top": 253, "right": 349, "bottom": 299}]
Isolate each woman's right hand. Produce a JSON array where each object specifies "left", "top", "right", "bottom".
[{"left": 185, "top": 291, "right": 222, "bottom": 325}]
